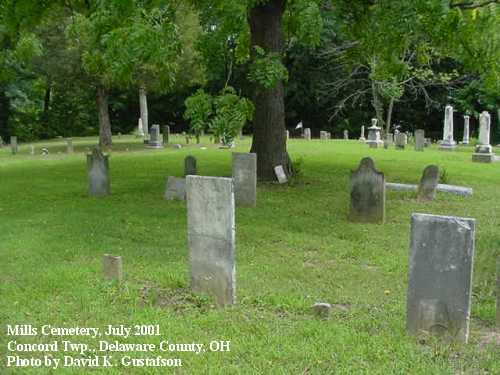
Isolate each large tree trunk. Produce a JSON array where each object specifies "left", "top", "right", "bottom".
[
  {"left": 371, "top": 81, "right": 386, "bottom": 132},
  {"left": 139, "top": 84, "right": 149, "bottom": 139},
  {"left": 249, "top": 0, "right": 290, "bottom": 181},
  {"left": 0, "top": 89, "right": 11, "bottom": 141},
  {"left": 96, "top": 86, "right": 112, "bottom": 147},
  {"left": 41, "top": 80, "right": 51, "bottom": 138},
  {"left": 385, "top": 97, "right": 395, "bottom": 135}
]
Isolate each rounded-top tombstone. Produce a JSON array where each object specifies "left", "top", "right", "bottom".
[
  {"left": 184, "top": 155, "right": 197, "bottom": 176},
  {"left": 417, "top": 165, "right": 439, "bottom": 201}
]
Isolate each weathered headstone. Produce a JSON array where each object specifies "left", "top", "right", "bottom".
[
  {"left": 184, "top": 155, "right": 197, "bottom": 176},
  {"left": 41, "top": 148, "right": 49, "bottom": 155},
  {"left": 10, "top": 136, "right": 18, "bottom": 155},
  {"left": 407, "top": 213, "right": 475, "bottom": 343},
  {"left": 186, "top": 175, "right": 235, "bottom": 306},
  {"left": 232, "top": 153, "right": 257, "bottom": 207},
  {"left": 103, "top": 254, "right": 123, "bottom": 282},
  {"left": 66, "top": 138, "right": 74, "bottom": 154},
  {"left": 147, "top": 124, "right": 163, "bottom": 149},
  {"left": 366, "top": 119, "right": 383, "bottom": 148},
  {"left": 384, "top": 133, "right": 394, "bottom": 149},
  {"left": 165, "top": 176, "right": 186, "bottom": 201},
  {"left": 312, "top": 302, "right": 332, "bottom": 318},
  {"left": 349, "top": 157, "right": 385, "bottom": 223},
  {"left": 395, "top": 133, "right": 407, "bottom": 150},
  {"left": 462, "top": 115, "right": 470, "bottom": 145},
  {"left": 285, "top": 130, "right": 289, "bottom": 140},
  {"left": 30, "top": 145, "right": 35, "bottom": 155},
  {"left": 304, "top": 128, "right": 311, "bottom": 140},
  {"left": 274, "top": 165, "right": 288, "bottom": 184},
  {"left": 87, "top": 147, "right": 110, "bottom": 197},
  {"left": 415, "top": 130, "right": 425, "bottom": 151},
  {"left": 439, "top": 105, "right": 457, "bottom": 151},
  {"left": 417, "top": 165, "right": 439, "bottom": 201},
  {"left": 137, "top": 118, "right": 145, "bottom": 137},
  {"left": 162, "top": 125, "right": 170, "bottom": 144},
  {"left": 343, "top": 130, "right": 349, "bottom": 140},
  {"left": 359, "top": 125, "right": 366, "bottom": 142},
  {"left": 320, "top": 131, "right": 328, "bottom": 140},
  {"left": 472, "top": 111, "right": 494, "bottom": 163}
]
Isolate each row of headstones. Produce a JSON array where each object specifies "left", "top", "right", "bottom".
[
  {"left": 87, "top": 148, "right": 258, "bottom": 208},
  {"left": 1, "top": 136, "right": 72, "bottom": 155},
  {"left": 102, "top": 168, "right": 500, "bottom": 342}
]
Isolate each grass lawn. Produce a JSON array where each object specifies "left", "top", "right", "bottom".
[{"left": 0, "top": 135, "right": 499, "bottom": 374}]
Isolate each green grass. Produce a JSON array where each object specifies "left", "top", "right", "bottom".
[{"left": 0, "top": 135, "right": 499, "bottom": 374}]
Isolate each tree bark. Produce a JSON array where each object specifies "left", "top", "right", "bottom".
[
  {"left": 249, "top": 0, "right": 290, "bottom": 181},
  {"left": 371, "top": 81, "right": 386, "bottom": 132},
  {"left": 96, "top": 86, "right": 112, "bottom": 147},
  {"left": 41, "top": 80, "right": 52, "bottom": 138},
  {"left": 385, "top": 97, "right": 395, "bottom": 135},
  {"left": 139, "top": 84, "right": 149, "bottom": 139}
]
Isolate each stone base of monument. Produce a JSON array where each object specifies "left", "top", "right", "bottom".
[
  {"left": 367, "top": 141, "right": 383, "bottom": 148},
  {"left": 472, "top": 153, "right": 494, "bottom": 163},
  {"left": 439, "top": 142, "right": 457, "bottom": 151},
  {"left": 146, "top": 142, "right": 164, "bottom": 149},
  {"left": 359, "top": 137, "right": 366, "bottom": 143}
]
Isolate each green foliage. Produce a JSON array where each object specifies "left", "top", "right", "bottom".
[
  {"left": 183, "top": 89, "right": 212, "bottom": 137},
  {"left": 248, "top": 46, "right": 288, "bottom": 89}
]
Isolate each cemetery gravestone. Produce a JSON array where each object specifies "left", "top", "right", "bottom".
[
  {"left": 304, "top": 128, "right": 311, "bottom": 140},
  {"left": 384, "top": 133, "right": 393, "bottom": 149},
  {"left": 184, "top": 155, "right": 197, "bottom": 176},
  {"left": 162, "top": 125, "right": 170, "bottom": 144},
  {"left": 274, "top": 165, "right": 288, "bottom": 184},
  {"left": 407, "top": 213, "right": 475, "bottom": 343},
  {"left": 417, "top": 165, "right": 439, "bottom": 201},
  {"left": 366, "top": 119, "right": 383, "bottom": 148},
  {"left": 186, "top": 175, "right": 236, "bottom": 306},
  {"left": 472, "top": 111, "right": 494, "bottom": 163},
  {"left": 67, "top": 138, "right": 74, "bottom": 154},
  {"left": 103, "top": 254, "right": 123, "bottom": 282},
  {"left": 439, "top": 105, "right": 457, "bottom": 151},
  {"left": 232, "top": 153, "right": 257, "bottom": 207},
  {"left": 147, "top": 124, "right": 163, "bottom": 149},
  {"left": 165, "top": 177, "right": 186, "bottom": 201},
  {"left": 395, "top": 133, "right": 407, "bottom": 150},
  {"left": 320, "top": 131, "right": 328, "bottom": 140},
  {"left": 285, "top": 130, "right": 289, "bottom": 140},
  {"left": 343, "top": 130, "right": 349, "bottom": 140},
  {"left": 30, "top": 145, "right": 35, "bottom": 155},
  {"left": 87, "top": 147, "right": 110, "bottom": 197},
  {"left": 10, "top": 136, "right": 18, "bottom": 155},
  {"left": 462, "top": 116, "right": 470, "bottom": 145},
  {"left": 359, "top": 125, "right": 366, "bottom": 142},
  {"left": 349, "top": 157, "right": 385, "bottom": 223},
  {"left": 137, "top": 118, "right": 145, "bottom": 137},
  {"left": 415, "top": 130, "right": 425, "bottom": 151}
]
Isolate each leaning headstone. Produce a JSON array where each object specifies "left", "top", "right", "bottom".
[
  {"left": 304, "top": 128, "right": 311, "bottom": 140},
  {"left": 184, "top": 155, "right": 197, "bottom": 176},
  {"left": 472, "top": 111, "right": 494, "bottom": 163},
  {"left": 343, "top": 130, "right": 349, "bottom": 140},
  {"left": 232, "top": 153, "right": 257, "bottom": 207},
  {"left": 164, "top": 176, "right": 186, "bottom": 201},
  {"left": 359, "top": 125, "right": 366, "bottom": 142},
  {"left": 414, "top": 130, "right": 425, "bottom": 151},
  {"left": 147, "top": 124, "right": 163, "bottom": 149},
  {"left": 274, "top": 165, "right": 288, "bottom": 184},
  {"left": 349, "top": 157, "right": 385, "bottom": 223},
  {"left": 162, "top": 125, "right": 170, "bottom": 144},
  {"left": 395, "top": 133, "right": 407, "bottom": 150},
  {"left": 10, "top": 136, "right": 18, "bottom": 155},
  {"left": 439, "top": 105, "right": 457, "bottom": 151},
  {"left": 103, "top": 254, "right": 123, "bottom": 282},
  {"left": 462, "top": 115, "right": 470, "bottom": 145},
  {"left": 87, "top": 147, "right": 110, "bottom": 197},
  {"left": 407, "top": 213, "right": 475, "bottom": 343},
  {"left": 417, "top": 165, "right": 439, "bottom": 200},
  {"left": 66, "top": 138, "right": 74, "bottom": 154},
  {"left": 186, "top": 175, "right": 235, "bottom": 306}
]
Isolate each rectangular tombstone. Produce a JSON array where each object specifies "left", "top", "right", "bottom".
[
  {"left": 147, "top": 125, "right": 163, "bottom": 148},
  {"left": 10, "top": 136, "right": 18, "bottom": 155},
  {"left": 349, "top": 157, "right": 385, "bottom": 223},
  {"left": 165, "top": 177, "right": 186, "bottom": 201},
  {"left": 232, "top": 153, "right": 257, "bottom": 207},
  {"left": 320, "top": 131, "right": 328, "bottom": 140},
  {"left": 274, "top": 165, "right": 288, "bottom": 184},
  {"left": 162, "top": 125, "right": 170, "bottom": 144},
  {"left": 186, "top": 176, "right": 235, "bottom": 306},
  {"left": 304, "top": 128, "right": 311, "bottom": 140},
  {"left": 407, "top": 213, "right": 475, "bottom": 343},
  {"left": 103, "top": 254, "right": 123, "bottom": 282},
  {"left": 67, "top": 138, "right": 74, "bottom": 154},
  {"left": 87, "top": 147, "right": 110, "bottom": 197},
  {"left": 395, "top": 133, "right": 407, "bottom": 149},
  {"left": 415, "top": 130, "right": 425, "bottom": 151}
]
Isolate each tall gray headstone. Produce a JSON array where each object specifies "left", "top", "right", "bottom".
[
  {"left": 359, "top": 125, "right": 366, "bottom": 142},
  {"left": 395, "top": 133, "right": 407, "bottom": 150},
  {"left": 162, "top": 125, "right": 170, "bottom": 144},
  {"left": 407, "top": 213, "right": 475, "bottom": 343},
  {"left": 10, "top": 136, "right": 18, "bottom": 155},
  {"left": 417, "top": 165, "right": 439, "bottom": 201},
  {"left": 165, "top": 176, "right": 186, "bottom": 201},
  {"left": 439, "top": 105, "right": 457, "bottom": 151},
  {"left": 349, "top": 157, "right": 385, "bottom": 223},
  {"left": 415, "top": 130, "right": 425, "bottom": 151},
  {"left": 472, "top": 111, "right": 494, "bottom": 163},
  {"left": 147, "top": 124, "right": 163, "bottom": 149},
  {"left": 66, "top": 138, "right": 74, "bottom": 154},
  {"left": 186, "top": 176, "right": 235, "bottom": 306},
  {"left": 462, "top": 116, "right": 470, "bottom": 145},
  {"left": 87, "top": 147, "right": 110, "bottom": 197},
  {"left": 232, "top": 153, "right": 257, "bottom": 207},
  {"left": 304, "top": 128, "right": 311, "bottom": 140},
  {"left": 343, "top": 130, "right": 349, "bottom": 140},
  {"left": 184, "top": 155, "right": 197, "bottom": 176}
]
